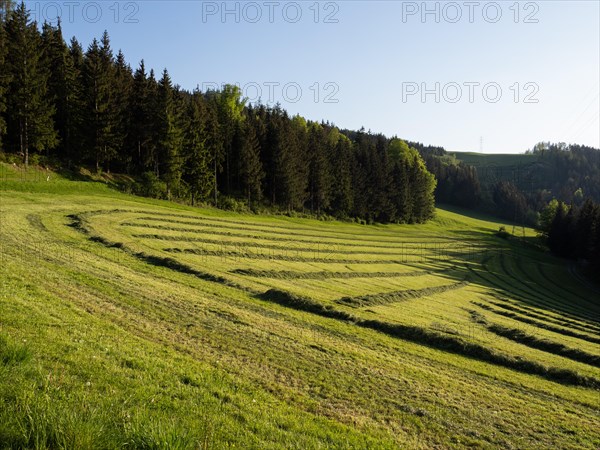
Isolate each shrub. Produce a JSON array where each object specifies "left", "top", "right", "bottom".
[
  {"left": 135, "top": 172, "right": 167, "bottom": 199},
  {"left": 218, "top": 196, "right": 249, "bottom": 213}
]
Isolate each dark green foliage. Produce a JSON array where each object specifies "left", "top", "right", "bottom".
[
  {"left": 451, "top": 142, "right": 600, "bottom": 224},
  {"left": 239, "top": 116, "right": 264, "bottom": 205},
  {"left": 182, "top": 91, "right": 214, "bottom": 204},
  {"left": 271, "top": 113, "right": 309, "bottom": 211},
  {"left": 41, "top": 21, "right": 76, "bottom": 161},
  {"left": 492, "top": 180, "right": 528, "bottom": 224},
  {"left": 5, "top": 3, "right": 57, "bottom": 164},
  {"left": 82, "top": 34, "right": 116, "bottom": 171},
  {"left": 307, "top": 122, "right": 332, "bottom": 214},
  {"left": 210, "top": 84, "right": 245, "bottom": 196},
  {"left": 425, "top": 154, "right": 481, "bottom": 208},
  {"left": 129, "top": 60, "right": 153, "bottom": 173},
  {"left": 136, "top": 171, "right": 167, "bottom": 199},
  {"left": 156, "top": 69, "right": 184, "bottom": 198},
  {"left": 546, "top": 198, "right": 600, "bottom": 280},
  {"left": 0, "top": 5, "right": 438, "bottom": 224},
  {"left": 112, "top": 50, "right": 133, "bottom": 171},
  {"left": 0, "top": 17, "right": 8, "bottom": 148}
]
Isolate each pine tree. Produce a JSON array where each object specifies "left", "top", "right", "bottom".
[{"left": 5, "top": 2, "right": 57, "bottom": 164}]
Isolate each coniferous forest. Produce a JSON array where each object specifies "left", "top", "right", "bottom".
[
  {"left": 0, "top": 4, "right": 437, "bottom": 223},
  {"left": 538, "top": 198, "right": 600, "bottom": 278}
]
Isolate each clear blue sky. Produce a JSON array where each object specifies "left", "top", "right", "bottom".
[{"left": 25, "top": 0, "right": 600, "bottom": 153}]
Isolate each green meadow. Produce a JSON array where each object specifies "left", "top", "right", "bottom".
[{"left": 1, "top": 163, "right": 599, "bottom": 449}]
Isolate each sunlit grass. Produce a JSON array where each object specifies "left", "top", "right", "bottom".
[{"left": 0, "top": 178, "right": 599, "bottom": 448}]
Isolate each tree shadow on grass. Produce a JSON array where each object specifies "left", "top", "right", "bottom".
[{"left": 418, "top": 233, "right": 600, "bottom": 326}]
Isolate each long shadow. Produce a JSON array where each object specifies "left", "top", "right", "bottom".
[
  {"left": 67, "top": 211, "right": 600, "bottom": 389},
  {"left": 434, "top": 230, "right": 600, "bottom": 326}
]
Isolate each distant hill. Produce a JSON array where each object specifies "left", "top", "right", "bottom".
[
  {"left": 450, "top": 152, "right": 540, "bottom": 199},
  {"left": 451, "top": 146, "right": 600, "bottom": 205}
]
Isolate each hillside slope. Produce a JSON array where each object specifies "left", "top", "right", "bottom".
[
  {"left": 1, "top": 177, "right": 599, "bottom": 449},
  {"left": 452, "top": 148, "right": 600, "bottom": 204}
]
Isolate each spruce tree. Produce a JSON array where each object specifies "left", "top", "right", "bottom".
[
  {"left": 129, "top": 60, "right": 152, "bottom": 172},
  {"left": 212, "top": 84, "right": 246, "bottom": 195},
  {"left": 307, "top": 122, "right": 332, "bottom": 214},
  {"left": 67, "top": 37, "right": 85, "bottom": 163},
  {"left": 83, "top": 34, "right": 116, "bottom": 171},
  {"left": 239, "top": 119, "right": 264, "bottom": 205},
  {"left": 156, "top": 69, "right": 184, "bottom": 199},
  {"left": 5, "top": 2, "right": 57, "bottom": 164},
  {"left": 329, "top": 132, "right": 353, "bottom": 217},
  {"left": 113, "top": 50, "right": 133, "bottom": 171},
  {"left": 42, "top": 20, "right": 80, "bottom": 160},
  {"left": 0, "top": 16, "right": 9, "bottom": 149},
  {"left": 183, "top": 91, "right": 214, "bottom": 205},
  {"left": 273, "top": 114, "right": 308, "bottom": 211}
]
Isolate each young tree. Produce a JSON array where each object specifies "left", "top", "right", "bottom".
[
  {"left": 5, "top": 2, "right": 57, "bottom": 164},
  {"left": 537, "top": 199, "right": 561, "bottom": 238},
  {"left": 409, "top": 154, "right": 436, "bottom": 223}
]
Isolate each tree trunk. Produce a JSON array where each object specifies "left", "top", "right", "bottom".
[
  {"left": 213, "top": 158, "right": 218, "bottom": 205},
  {"left": 24, "top": 117, "right": 29, "bottom": 167}
]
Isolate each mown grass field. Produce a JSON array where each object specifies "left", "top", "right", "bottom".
[{"left": 1, "top": 162, "right": 599, "bottom": 449}]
